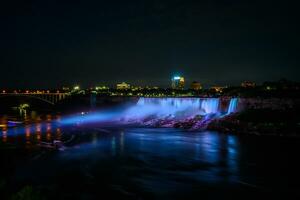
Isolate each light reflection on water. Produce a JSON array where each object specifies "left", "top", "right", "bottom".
[
  {"left": 1, "top": 123, "right": 300, "bottom": 198},
  {"left": 2, "top": 129, "right": 7, "bottom": 143},
  {"left": 0, "top": 121, "right": 62, "bottom": 145},
  {"left": 55, "top": 128, "right": 240, "bottom": 186},
  {"left": 1, "top": 124, "right": 240, "bottom": 185}
]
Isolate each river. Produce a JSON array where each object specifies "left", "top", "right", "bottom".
[{"left": 0, "top": 121, "right": 300, "bottom": 199}]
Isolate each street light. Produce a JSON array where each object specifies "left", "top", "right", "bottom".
[{"left": 74, "top": 86, "right": 80, "bottom": 90}]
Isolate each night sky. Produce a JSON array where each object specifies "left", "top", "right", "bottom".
[{"left": 1, "top": 0, "right": 299, "bottom": 88}]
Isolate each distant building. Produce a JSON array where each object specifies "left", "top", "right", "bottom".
[
  {"left": 62, "top": 87, "right": 70, "bottom": 91},
  {"left": 171, "top": 76, "right": 185, "bottom": 89},
  {"left": 95, "top": 86, "right": 109, "bottom": 90},
  {"left": 263, "top": 79, "right": 300, "bottom": 90},
  {"left": 190, "top": 81, "right": 202, "bottom": 90},
  {"left": 210, "top": 86, "right": 225, "bottom": 93},
  {"left": 73, "top": 86, "right": 80, "bottom": 90},
  {"left": 116, "top": 82, "right": 130, "bottom": 90},
  {"left": 241, "top": 81, "right": 256, "bottom": 88}
]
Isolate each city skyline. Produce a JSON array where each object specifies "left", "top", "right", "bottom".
[{"left": 0, "top": 77, "right": 297, "bottom": 90}]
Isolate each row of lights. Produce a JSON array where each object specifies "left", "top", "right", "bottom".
[{"left": 1, "top": 90, "right": 61, "bottom": 94}]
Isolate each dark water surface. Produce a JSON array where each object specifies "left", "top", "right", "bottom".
[{"left": 1, "top": 126, "right": 300, "bottom": 199}]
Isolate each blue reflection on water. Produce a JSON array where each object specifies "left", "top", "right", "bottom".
[
  {"left": 1, "top": 119, "right": 242, "bottom": 195},
  {"left": 3, "top": 122, "right": 300, "bottom": 198},
  {"left": 57, "top": 128, "right": 240, "bottom": 187}
]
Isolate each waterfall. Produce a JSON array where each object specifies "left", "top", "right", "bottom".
[
  {"left": 124, "top": 98, "right": 220, "bottom": 120},
  {"left": 227, "top": 98, "right": 238, "bottom": 114},
  {"left": 201, "top": 98, "right": 219, "bottom": 114},
  {"left": 59, "top": 97, "right": 239, "bottom": 128}
]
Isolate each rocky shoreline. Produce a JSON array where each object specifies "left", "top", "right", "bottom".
[
  {"left": 206, "top": 116, "right": 299, "bottom": 137},
  {"left": 207, "top": 106, "right": 300, "bottom": 137},
  {"left": 136, "top": 107, "right": 300, "bottom": 137}
]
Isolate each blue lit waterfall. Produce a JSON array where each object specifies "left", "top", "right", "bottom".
[
  {"left": 1, "top": 97, "right": 240, "bottom": 137},
  {"left": 61, "top": 97, "right": 239, "bottom": 125},
  {"left": 227, "top": 98, "right": 238, "bottom": 114},
  {"left": 122, "top": 97, "right": 235, "bottom": 121},
  {"left": 119, "top": 97, "right": 239, "bottom": 128}
]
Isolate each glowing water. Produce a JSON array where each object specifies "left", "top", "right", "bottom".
[
  {"left": 227, "top": 98, "right": 238, "bottom": 114},
  {"left": 122, "top": 98, "right": 220, "bottom": 120},
  {"left": 0, "top": 98, "right": 240, "bottom": 138}
]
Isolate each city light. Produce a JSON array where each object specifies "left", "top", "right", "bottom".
[
  {"left": 116, "top": 82, "right": 130, "bottom": 90},
  {"left": 172, "top": 76, "right": 185, "bottom": 89},
  {"left": 74, "top": 86, "right": 80, "bottom": 90}
]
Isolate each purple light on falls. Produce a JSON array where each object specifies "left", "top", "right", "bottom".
[
  {"left": 58, "top": 97, "right": 239, "bottom": 125},
  {"left": 0, "top": 97, "right": 240, "bottom": 139},
  {"left": 122, "top": 98, "right": 220, "bottom": 120}
]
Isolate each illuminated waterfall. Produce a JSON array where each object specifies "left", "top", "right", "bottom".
[
  {"left": 1, "top": 98, "right": 240, "bottom": 137},
  {"left": 59, "top": 97, "right": 238, "bottom": 127},
  {"left": 123, "top": 98, "right": 220, "bottom": 120},
  {"left": 227, "top": 98, "right": 238, "bottom": 114}
]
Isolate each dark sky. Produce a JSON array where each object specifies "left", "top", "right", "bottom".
[{"left": 1, "top": 0, "right": 299, "bottom": 88}]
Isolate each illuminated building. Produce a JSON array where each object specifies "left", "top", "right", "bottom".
[
  {"left": 241, "top": 81, "right": 256, "bottom": 88},
  {"left": 210, "top": 86, "right": 225, "bottom": 93},
  {"left": 95, "top": 86, "right": 109, "bottom": 90},
  {"left": 116, "top": 82, "right": 130, "bottom": 90},
  {"left": 73, "top": 86, "right": 80, "bottom": 90},
  {"left": 190, "top": 81, "right": 202, "bottom": 90},
  {"left": 131, "top": 86, "right": 143, "bottom": 91},
  {"left": 171, "top": 76, "right": 185, "bottom": 89},
  {"left": 62, "top": 87, "right": 70, "bottom": 91}
]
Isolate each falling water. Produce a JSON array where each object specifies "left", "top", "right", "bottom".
[
  {"left": 227, "top": 98, "right": 238, "bottom": 114},
  {"left": 1, "top": 98, "right": 240, "bottom": 137},
  {"left": 200, "top": 98, "right": 220, "bottom": 114},
  {"left": 123, "top": 98, "right": 220, "bottom": 120},
  {"left": 55, "top": 97, "right": 238, "bottom": 126}
]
